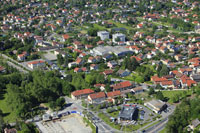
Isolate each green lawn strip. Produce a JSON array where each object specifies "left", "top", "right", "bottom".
[
  {"left": 159, "top": 127, "right": 167, "bottom": 133},
  {"left": 162, "top": 90, "right": 192, "bottom": 103},
  {"left": 83, "top": 117, "right": 96, "bottom": 133},
  {"left": 98, "top": 112, "right": 121, "bottom": 130},
  {"left": 0, "top": 93, "right": 18, "bottom": 123},
  {"left": 143, "top": 120, "right": 161, "bottom": 130},
  {"left": 109, "top": 110, "right": 119, "bottom": 118},
  {"left": 123, "top": 121, "right": 152, "bottom": 132}
]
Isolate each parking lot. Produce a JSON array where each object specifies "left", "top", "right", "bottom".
[
  {"left": 42, "top": 50, "right": 57, "bottom": 61},
  {"left": 36, "top": 114, "right": 92, "bottom": 133}
]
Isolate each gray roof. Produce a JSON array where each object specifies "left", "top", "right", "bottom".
[
  {"left": 146, "top": 99, "right": 165, "bottom": 109},
  {"left": 118, "top": 104, "right": 137, "bottom": 119}
]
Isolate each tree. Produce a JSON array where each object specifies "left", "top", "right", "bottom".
[
  {"left": 57, "top": 54, "right": 64, "bottom": 66},
  {"left": 156, "top": 91, "right": 165, "bottom": 101},
  {"left": 88, "top": 28, "right": 98, "bottom": 36},
  {"left": 56, "top": 97, "right": 65, "bottom": 109},
  {"left": 0, "top": 111, "right": 4, "bottom": 132},
  {"left": 159, "top": 65, "right": 169, "bottom": 77},
  {"left": 148, "top": 87, "right": 155, "bottom": 95}
]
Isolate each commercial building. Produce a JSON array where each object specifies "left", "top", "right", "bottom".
[
  {"left": 144, "top": 99, "right": 167, "bottom": 114},
  {"left": 90, "top": 46, "right": 133, "bottom": 57},
  {"left": 112, "top": 33, "right": 125, "bottom": 43},
  {"left": 97, "top": 31, "right": 109, "bottom": 40},
  {"left": 118, "top": 104, "right": 137, "bottom": 121}
]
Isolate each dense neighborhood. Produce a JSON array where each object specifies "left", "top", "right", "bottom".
[{"left": 0, "top": 0, "right": 200, "bottom": 133}]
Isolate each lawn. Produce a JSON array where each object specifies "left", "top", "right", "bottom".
[
  {"left": 162, "top": 90, "right": 192, "bottom": 103},
  {"left": 108, "top": 20, "right": 135, "bottom": 30},
  {"left": 0, "top": 92, "right": 18, "bottom": 123},
  {"left": 109, "top": 110, "right": 119, "bottom": 118},
  {"left": 93, "top": 24, "right": 106, "bottom": 30}
]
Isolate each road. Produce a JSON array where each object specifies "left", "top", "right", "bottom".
[
  {"left": 0, "top": 53, "right": 30, "bottom": 73},
  {"left": 143, "top": 118, "right": 168, "bottom": 133}
]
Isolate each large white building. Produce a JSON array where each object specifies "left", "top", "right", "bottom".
[
  {"left": 144, "top": 99, "right": 167, "bottom": 114},
  {"left": 97, "top": 31, "right": 109, "bottom": 40},
  {"left": 112, "top": 33, "right": 125, "bottom": 43}
]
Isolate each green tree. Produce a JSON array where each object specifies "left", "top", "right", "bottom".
[
  {"left": 159, "top": 65, "right": 169, "bottom": 77},
  {"left": 56, "top": 97, "right": 65, "bottom": 109},
  {"left": 57, "top": 54, "right": 64, "bottom": 66},
  {"left": 148, "top": 87, "right": 155, "bottom": 95},
  {"left": 156, "top": 91, "right": 165, "bottom": 101}
]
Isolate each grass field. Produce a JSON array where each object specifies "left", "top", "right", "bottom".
[
  {"left": 162, "top": 90, "right": 192, "bottom": 103},
  {"left": 0, "top": 92, "right": 18, "bottom": 123}
]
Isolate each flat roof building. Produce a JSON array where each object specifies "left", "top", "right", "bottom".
[
  {"left": 144, "top": 99, "right": 167, "bottom": 114},
  {"left": 97, "top": 31, "right": 109, "bottom": 40},
  {"left": 90, "top": 46, "right": 133, "bottom": 57},
  {"left": 112, "top": 33, "right": 125, "bottom": 43},
  {"left": 118, "top": 104, "right": 137, "bottom": 122}
]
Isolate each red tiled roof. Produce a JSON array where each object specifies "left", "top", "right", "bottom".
[
  {"left": 161, "top": 80, "right": 173, "bottom": 86},
  {"left": 0, "top": 66, "right": 5, "bottom": 71},
  {"left": 103, "top": 69, "right": 113, "bottom": 75},
  {"left": 151, "top": 76, "right": 168, "bottom": 82},
  {"left": 107, "top": 91, "right": 121, "bottom": 97},
  {"left": 71, "top": 89, "right": 94, "bottom": 96},
  {"left": 94, "top": 84, "right": 105, "bottom": 88},
  {"left": 62, "top": 34, "right": 69, "bottom": 40},
  {"left": 89, "top": 92, "right": 106, "bottom": 100},
  {"left": 112, "top": 81, "right": 132, "bottom": 90},
  {"left": 28, "top": 60, "right": 45, "bottom": 65}
]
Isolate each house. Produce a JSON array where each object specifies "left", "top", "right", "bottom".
[
  {"left": 103, "top": 69, "right": 113, "bottom": 76},
  {"left": 112, "top": 33, "right": 125, "bottom": 43},
  {"left": 88, "top": 92, "right": 106, "bottom": 104},
  {"left": 112, "top": 81, "right": 134, "bottom": 91},
  {"left": 71, "top": 89, "right": 94, "bottom": 100},
  {"left": 132, "top": 87, "right": 144, "bottom": 94},
  {"left": 54, "top": 50, "right": 66, "bottom": 57},
  {"left": 90, "top": 64, "right": 99, "bottom": 70},
  {"left": 68, "top": 62, "right": 77, "bottom": 68},
  {"left": 74, "top": 67, "right": 87, "bottom": 73},
  {"left": 27, "top": 60, "right": 45, "bottom": 69},
  {"left": 117, "top": 69, "right": 131, "bottom": 77},
  {"left": 88, "top": 57, "right": 96, "bottom": 63},
  {"left": 189, "top": 119, "right": 200, "bottom": 130},
  {"left": 137, "top": 23, "right": 143, "bottom": 28},
  {"left": 151, "top": 76, "right": 168, "bottom": 84},
  {"left": 17, "top": 51, "right": 27, "bottom": 61},
  {"left": 144, "top": 99, "right": 167, "bottom": 113},
  {"left": 94, "top": 84, "right": 105, "bottom": 91},
  {"left": 76, "top": 58, "right": 84, "bottom": 65},
  {"left": 180, "top": 75, "right": 197, "bottom": 88},
  {"left": 0, "top": 66, "right": 5, "bottom": 73},
  {"left": 118, "top": 104, "right": 137, "bottom": 122},
  {"left": 97, "top": 31, "right": 109, "bottom": 40},
  {"left": 107, "top": 60, "right": 118, "bottom": 69},
  {"left": 160, "top": 80, "right": 174, "bottom": 89},
  {"left": 73, "top": 41, "right": 84, "bottom": 49},
  {"left": 107, "top": 91, "right": 121, "bottom": 98}
]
